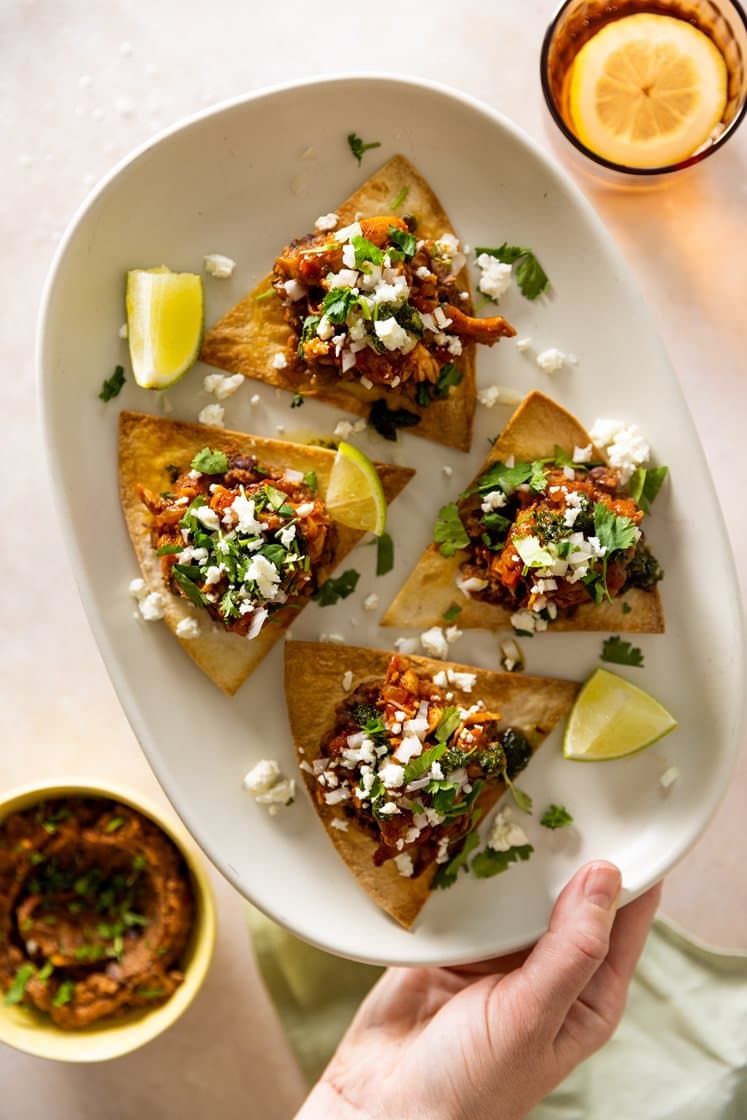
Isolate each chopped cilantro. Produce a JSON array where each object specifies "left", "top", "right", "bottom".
[
  {"left": 467, "top": 459, "right": 536, "bottom": 498},
  {"left": 132, "top": 855, "right": 147, "bottom": 872},
  {"left": 376, "top": 531, "right": 394, "bottom": 576},
  {"left": 98, "top": 364, "right": 126, "bottom": 402},
  {"left": 628, "top": 465, "right": 669, "bottom": 514},
  {"left": 540, "top": 804, "right": 573, "bottom": 829},
  {"left": 403, "top": 743, "right": 446, "bottom": 784},
  {"left": 314, "top": 569, "right": 360, "bottom": 606},
  {"left": 389, "top": 186, "right": 409, "bottom": 211},
  {"left": 165, "top": 464, "right": 180, "bottom": 484},
  {"left": 321, "top": 286, "right": 356, "bottom": 324},
  {"left": 254, "top": 288, "right": 275, "bottom": 302},
  {"left": 432, "top": 829, "right": 481, "bottom": 889},
  {"left": 37, "top": 960, "right": 54, "bottom": 982},
  {"left": 53, "top": 980, "right": 75, "bottom": 1008},
  {"left": 302, "top": 470, "right": 318, "bottom": 493},
  {"left": 387, "top": 225, "right": 417, "bottom": 258},
  {"left": 471, "top": 843, "right": 534, "bottom": 878},
  {"left": 352, "top": 235, "right": 384, "bottom": 267},
  {"left": 435, "top": 706, "right": 462, "bottom": 743},
  {"left": 601, "top": 635, "right": 645, "bottom": 668},
  {"left": 5, "top": 963, "right": 36, "bottom": 1005},
  {"left": 501, "top": 766, "right": 533, "bottom": 814},
  {"left": 368, "top": 400, "right": 420, "bottom": 441},
  {"left": 190, "top": 448, "right": 229, "bottom": 474},
  {"left": 416, "top": 362, "right": 463, "bottom": 407},
  {"left": 622, "top": 601, "right": 632, "bottom": 615},
  {"left": 433, "top": 502, "right": 469, "bottom": 557},
  {"left": 347, "top": 132, "right": 381, "bottom": 165},
  {"left": 442, "top": 602, "right": 462, "bottom": 623},
  {"left": 105, "top": 817, "right": 125, "bottom": 833},
  {"left": 290, "top": 393, "right": 304, "bottom": 409},
  {"left": 136, "top": 987, "right": 166, "bottom": 999},
  {"left": 475, "top": 243, "right": 550, "bottom": 300}
]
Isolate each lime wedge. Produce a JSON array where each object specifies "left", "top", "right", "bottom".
[
  {"left": 325, "top": 441, "right": 387, "bottom": 535},
  {"left": 126, "top": 266, "right": 204, "bottom": 389},
  {"left": 564, "top": 668, "right": 677, "bottom": 762}
]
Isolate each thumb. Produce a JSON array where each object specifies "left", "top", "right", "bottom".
[{"left": 515, "top": 861, "right": 622, "bottom": 1039}]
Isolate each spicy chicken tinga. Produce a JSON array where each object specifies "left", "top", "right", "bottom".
[
  {"left": 201, "top": 154, "right": 514, "bottom": 451},
  {"left": 119, "top": 412, "right": 413, "bottom": 694},
  {"left": 285, "top": 642, "right": 578, "bottom": 928},
  {"left": 383, "top": 391, "right": 666, "bottom": 635}
]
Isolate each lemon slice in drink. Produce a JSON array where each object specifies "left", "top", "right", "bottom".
[
  {"left": 325, "top": 441, "right": 387, "bottom": 535},
  {"left": 564, "top": 669, "right": 677, "bottom": 762},
  {"left": 568, "top": 14, "right": 727, "bottom": 169},
  {"left": 126, "top": 267, "right": 204, "bottom": 389}
]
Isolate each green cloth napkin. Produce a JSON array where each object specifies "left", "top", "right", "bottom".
[{"left": 246, "top": 909, "right": 747, "bottom": 1118}]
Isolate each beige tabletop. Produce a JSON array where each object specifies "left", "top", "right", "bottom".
[{"left": 2, "top": 0, "right": 745, "bottom": 1115}]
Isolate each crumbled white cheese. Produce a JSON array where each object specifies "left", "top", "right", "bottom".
[
  {"left": 282, "top": 278, "right": 306, "bottom": 301},
  {"left": 330, "top": 817, "right": 349, "bottom": 831},
  {"left": 420, "top": 626, "right": 449, "bottom": 659},
  {"left": 243, "top": 760, "right": 282, "bottom": 796},
  {"left": 272, "top": 352, "right": 288, "bottom": 370},
  {"left": 250, "top": 394, "right": 261, "bottom": 406},
  {"left": 476, "top": 253, "right": 513, "bottom": 301},
  {"left": 573, "top": 443, "right": 593, "bottom": 463},
  {"left": 500, "top": 638, "right": 523, "bottom": 673},
  {"left": 363, "top": 593, "right": 379, "bottom": 612},
  {"left": 456, "top": 572, "right": 488, "bottom": 597},
  {"left": 394, "top": 637, "right": 419, "bottom": 655},
  {"left": 393, "top": 852, "right": 414, "bottom": 878},
  {"left": 118, "top": 322, "right": 128, "bottom": 339},
  {"left": 659, "top": 766, "right": 680, "bottom": 790},
  {"left": 379, "top": 762, "right": 405, "bottom": 789},
  {"left": 204, "top": 253, "right": 237, "bottom": 279},
  {"left": 203, "top": 372, "right": 244, "bottom": 400},
  {"left": 135, "top": 591, "right": 165, "bottom": 621},
  {"left": 536, "top": 347, "right": 572, "bottom": 373},
  {"left": 515, "top": 337, "right": 533, "bottom": 352},
  {"left": 487, "top": 807, "right": 529, "bottom": 852},
  {"left": 589, "top": 418, "right": 651, "bottom": 485},
  {"left": 129, "top": 578, "right": 147, "bottom": 601},
  {"left": 319, "top": 633, "right": 345, "bottom": 644},
  {"left": 477, "top": 384, "right": 523, "bottom": 408},
  {"left": 198, "top": 403, "right": 225, "bottom": 428},
  {"left": 334, "top": 419, "right": 354, "bottom": 438},
  {"left": 245, "top": 554, "right": 281, "bottom": 599},
  {"left": 314, "top": 212, "right": 339, "bottom": 231},
  {"left": 176, "top": 616, "right": 200, "bottom": 640},
  {"left": 342, "top": 670, "right": 353, "bottom": 692},
  {"left": 374, "top": 316, "right": 412, "bottom": 352},
  {"left": 442, "top": 465, "right": 453, "bottom": 478},
  {"left": 195, "top": 506, "right": 221, "bottom": 532}
]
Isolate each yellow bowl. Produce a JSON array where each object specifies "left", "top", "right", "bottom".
[{"left": 0, "top": 778, "right": 217, "bottom": 1062}]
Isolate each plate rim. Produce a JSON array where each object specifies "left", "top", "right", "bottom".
[{"left": 36, "top": 72, "right": 746, "bottom": 966}]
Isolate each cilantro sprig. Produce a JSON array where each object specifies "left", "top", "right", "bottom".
[
  {"left": 191, "top": 448, "right": 229, "bottom": 474},
  {"left": 433, "top": 503, "right": 469, "bottom": 557},
  {"left": 601, "top": 635, "right": 645, "bottom": 668},
  {"left": 475, "top": 243, "right": 550, "bottom": 300},
  {"left": 471, "top": 843, "right": 534, "bottom": 878},
  {"left": 628, "top": 465, "right": 668, "bottom": 514},
  {"left": 314, "top": 569, "right": 360, "bottom": 606},
  {"left": 347, "top": 132, "right": 381, "bottom": 165},
  {"left": 540, "top": 804, "right": 574, "bottom": 829}
]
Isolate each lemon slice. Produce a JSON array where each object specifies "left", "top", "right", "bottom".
[
  {"left": 564, "top": 668, "right": 677, "bottom": 761},
  {"left": 126, "top": 267, "right": 204, "bottom": 389},
  {"left": 568, "top": 14, "right": 727, "bottom": 169},
  {"left": 325, "top": 441, "right": 387, "bottom": 535}
]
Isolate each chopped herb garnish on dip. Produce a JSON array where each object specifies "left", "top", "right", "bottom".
[{"left": 98, "top": 364, "right": 126, "bottom": 402}]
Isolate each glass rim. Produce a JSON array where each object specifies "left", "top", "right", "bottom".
[{"left": 539, "top": 0, "right": 747, "bottom": 176}]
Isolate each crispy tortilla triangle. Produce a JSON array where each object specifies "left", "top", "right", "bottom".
[
  {"left": 285, "top": 641, "right": 579, "bottom": 929},
  {"left": 382, "top": 391, "right": 665, "bottom": 633},
  {"left": 200, "top": 154, "right": 477, "bottom": 451},
  {"left": 119, "top": 412, "right": 414, "bottom": 695}
]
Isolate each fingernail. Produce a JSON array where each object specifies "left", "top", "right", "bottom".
[{"left": 584, "top": 863, "right": 621, "bottom": 910}]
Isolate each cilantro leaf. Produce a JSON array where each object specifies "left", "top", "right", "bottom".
[
  {"left": 433, "top": 829, "right": 481, "bottom": 889},
  {"left": 290, "top": 393, "right": 304, "bottom": 409},
  {"left": 352, "top": 235, "right": 384, "bottom": 267},
  {"left": 540, "top": 804, "right": 574, "bottom": 829},
  {"left": 368, "top": 400, "right": 421, "bottom": 441},
  {"left": 254, "top": 288, "right": 275, "bottom": 302},
  {"left": 172, "top": 567, "right": 209, "bottom": 609},
  {"left": 501, "top": 767, "right": 533, "bottom": 814},
  {"left": 321, "top": 286, "right": 355, "bottom": 324},
  {"left": 593, "top": 503, "right": 638, "bottom": 556},
  {"left": 435, "top": 706, "right": 462, "bottom": 743},
  {"left": 442, "top": 602, "right": 462, "bottom": 623},
  {"left": 376, "top": 531, "right": 394, "bottom": 576},
  {"left": 433, "top": 502, "right": 469, "bottom": 557},
  {"left": 98, "top": 364, "right": 126, "bottom": 402},
  {"left": 190, "top": 447, "right": 229, "bottom": 474},
  {"left": 404, "top": 743, "right": 447, "bottom": 784},
  {"left": 53, "top": 980, "right": 75, "bottom": 1008},
  {"left": 467, "top": 459, "right": 534, "bottom": 498},
  {"left": 622, "top": 601, "right": 632, "bottom": 615},
  {"left": 302, "top": 470, "right": 318, "bottom": 493},
  {"left": 387, "top": 225, "right": 417, "bottom": 258},
  {"left": 314, "top": 569, "right": 360, "bottom": 606},
  {"left": 416, "top": 362, "right": 463, "bottom": 407},
  {"left": 529, "top": 460, "right": 548, "bottom": 493},
  {"left": 601, "top": 635, "right": 645, "bottom": 668},
  {"left": 5, "top": 963, "right": 36, "bottom": 1005},
  {"left": 347, "top": 132, "right": 381, "bottom": 165},
  {"left": 475, "top": 244, "right": 550, "bottom": 300},
  {"left": 471, "top": 843, "right": 533, "bottom": 879}
]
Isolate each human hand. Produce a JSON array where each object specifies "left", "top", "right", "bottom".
[{"left": 295, "top": 862, "right": 661, "bottom": 1120}]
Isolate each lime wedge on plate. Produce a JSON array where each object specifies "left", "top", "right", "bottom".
[
  {"left": 325, "top": 441, "right": 387, "bottom": 535},
  {"left": 564, "top": 668, "right": 677, "bottom": 762},
  {"left": 126, "top": 266, "right": 204, "bottom": 389}
]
